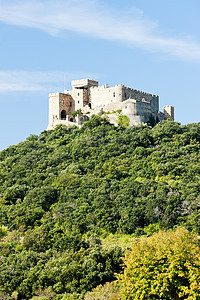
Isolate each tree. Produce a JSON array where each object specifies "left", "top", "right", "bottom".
[
  {"left": 117, "top": 115, "right": 130, "bottom": 128},
  {"left": 118, "top": 227, "right": 200, "bottom": 299},
  {"left": 71, "top": 109, "right": 82, "bottom": 117}
]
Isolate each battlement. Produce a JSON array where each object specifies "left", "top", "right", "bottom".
[
  {"left": 88, "top": 83, "right": 157, "bottom": 98},
  {"left": 72, "top": 79, "right": 98, "bottom": 89},
  {"left": 119, "top": 85, "right": 158, "bottom": 98}
]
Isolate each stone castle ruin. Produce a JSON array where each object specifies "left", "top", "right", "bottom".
[{"left": 47, "top": 79, "right": 174, "bottom": 130}]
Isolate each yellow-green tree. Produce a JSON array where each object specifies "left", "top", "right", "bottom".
[
  {"left": 118, "top": 228, "right": 200, "bottom": 299},
  {"left": 117, "top": 115, "right": 130, "bottom": 127}
]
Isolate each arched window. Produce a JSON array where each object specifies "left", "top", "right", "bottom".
[{"left": 61, "top": 110, "right": 67, "bottom": 120}]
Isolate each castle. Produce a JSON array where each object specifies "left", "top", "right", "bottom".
[{"left": 47, "top": 79, "right": 174, "bottom": 130}]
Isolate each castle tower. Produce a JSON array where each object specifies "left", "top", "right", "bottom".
[
  {"left": 163, "top": 105, "right": 174, "bottom": 120},
  {"left": 47, "top": 92, "right": 74, "bottom": 130},
  {"left": 70, "top": 79, "right": 99, "bottom": 110}
]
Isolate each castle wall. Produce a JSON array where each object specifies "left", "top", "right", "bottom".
[
  {"left": 86, "top": 84, "right": 158, "bottom": 114},
  {"left": 135, "top": 100, "right": 152, "bottom": 120},
  {"left": 69, "top": 89, "right": 88, "bottom": 111},
  {"left": 82, "top": 98, "right": 153, "bottom": 126},
  {"left": 122, "top": 87, "right": 159, "bottom": 113},
  {"left": 88, "top": 85, "right": 123, "bottom": 109},
  {"left": 121, "top": 99, "right": 153, "bottom": 125},
  {"left": 121, "top": 87, "right": 157, "bottom": 101}
]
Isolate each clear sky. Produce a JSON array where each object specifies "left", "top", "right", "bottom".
[{"left": 0, "top": 0, "right": 200, "bottom": 150}]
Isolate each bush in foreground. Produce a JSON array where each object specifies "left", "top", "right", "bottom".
[{"left": 118, "top": 227, "right": 200, "bottom": 299}]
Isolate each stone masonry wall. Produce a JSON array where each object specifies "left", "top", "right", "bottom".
[
  {"left": 122, "top": 86, "right": 159, "bottom": 113},
  {"left": 48, "top": 93, "right": 72, "bottom": 130},
  {"left": 88, "top": 85, "right": 123, "bottom": 109},
  {"left": 163, "top": 105, "right": 174, "bottom": 120},
  {"left": 58, "top": 93, "right": 72, "bottom": 116},
  {"left": 69, "top": 89, "right": 88, "bottom": 111},
  {"left": 48, "top": 93, "right": 60, "bottom": 128}
]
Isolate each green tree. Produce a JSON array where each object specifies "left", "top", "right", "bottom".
[
  {"left": 71, "top": 109, "right": 82, "bottom": 117},
  {"left": 118, "top": 227, "right": 200, "bottom": 299}
]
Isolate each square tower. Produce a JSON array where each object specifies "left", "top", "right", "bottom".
[
  {"left": 48, "top": 92, "right": 73, "bottom": 130},
  {"left": 163, "top": 105, "right": 174, "bottom": 120},
  {"left": 70, "top": 79, "right": 98, "bottom": 110}
]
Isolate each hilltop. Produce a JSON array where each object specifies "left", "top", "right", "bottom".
[{"left": 0, "top": 116, "right": 200, "bottom": 299}]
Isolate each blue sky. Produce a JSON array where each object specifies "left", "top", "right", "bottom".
[{"left": 0, "top": 0, "right": 200, "bottom": 150}]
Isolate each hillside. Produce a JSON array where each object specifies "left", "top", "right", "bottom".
[{"left": 0, "top": 116, "right": 200, "bottom": 299}]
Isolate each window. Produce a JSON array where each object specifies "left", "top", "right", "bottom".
[
  {"left": 78, "top": 100, "right": 80, "bottom": 104},
  {"left": 63, "top": 100, "right": 65, "bottom": 105},
  {"left": 113, "top": 92, "right": 115, "bottom": 97},
  {"left": 125, "top": 92, "right": 127, "bottom": 98},
  {"left": 78, "top": 93, "right": 80, "bottom": 96},
  {"left": 70, "top": 101, "right": 72, "bottom": 107}
]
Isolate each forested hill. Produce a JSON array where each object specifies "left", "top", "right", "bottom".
[{"left": 0, "top": 116, "right": 200, "bottom": 299}]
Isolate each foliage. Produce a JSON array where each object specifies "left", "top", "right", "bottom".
[
  {"left": 0, "top": 236, "right": 123, "bottom": 299},
  {"left": 84, "top": 281, "right": 120, "bottom": 300},
  {"left": 0, "top": 225, "right": 8, "bottom": 239},
  {"left": 117, "top": 115, "right": 130, "bottom": 127},
  {"left": 118, "top": 227, "right": 200, "bottom": 299},
  {"left": 71, "top": 109, "right": 82, "bottom": 117},
  {"left": 104, "top": 109, "right": 122, "bottom": 115},
  {"left": 101, "top": 233, "right": 136, "bottom": 251},
  {"left": 0, "top": 118, "right": 200, "bottom": 297}
]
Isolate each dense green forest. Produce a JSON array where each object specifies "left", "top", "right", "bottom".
[{"left": 0, "top": 116, "right": 200, "bottom": 299}]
